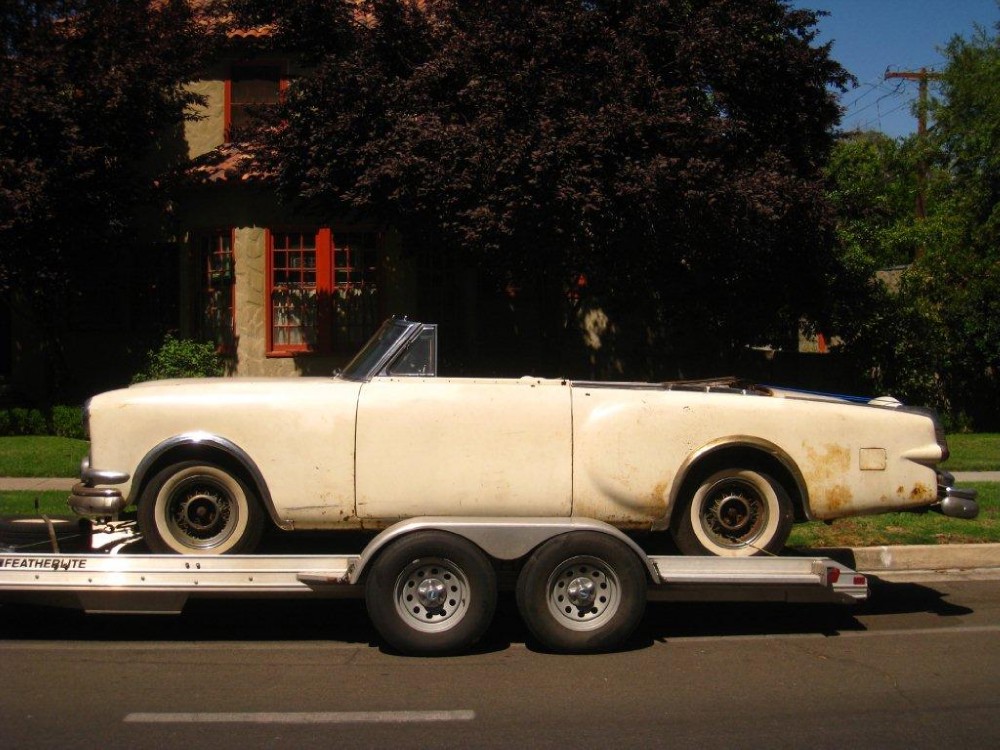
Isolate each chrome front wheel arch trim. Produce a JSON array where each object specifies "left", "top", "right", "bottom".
[{"left": 126, "top": 432, "right": 289, "bottom": 531}]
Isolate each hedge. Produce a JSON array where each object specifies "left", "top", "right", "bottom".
[{"left": 0, "top": 406, "right": 86, "bottom": 440}]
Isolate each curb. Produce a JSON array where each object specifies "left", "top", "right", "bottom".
[{"left": 804, "top": 543, "right": 1000, "bottom": 573}]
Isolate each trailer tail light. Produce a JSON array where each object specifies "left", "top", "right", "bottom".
[{"left": 854, "top": 575, "right": 867, "bottom": 586}]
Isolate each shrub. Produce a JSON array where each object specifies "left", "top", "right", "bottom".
[
  {"left": 132, "top": 334, "right": 225, "bottom": 384},
  {"left": 9, "top": 408, "right": 48, "bottom": 436},
  {"left": 0, "top": 406, "right": 86, "bottom": 437},
  {"left": 50, "top": 405, "right": 86, "bottom": 440}
]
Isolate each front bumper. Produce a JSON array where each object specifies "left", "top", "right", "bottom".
[
  {"left": 67, "top": 455, "right": 129, "bottom": 518},
  {"left": 937, "top": 471, "right": 979, "bottom": 519},
  {"left": 68, "top": 484, "right": 127, "bottom": 517}
]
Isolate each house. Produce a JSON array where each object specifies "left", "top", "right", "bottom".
[
  {"left": 173, "top": 5, "right": 545, "bottom": 379},
  {"left": 174, "top": 17, "right": 415, "bottom": 377}
]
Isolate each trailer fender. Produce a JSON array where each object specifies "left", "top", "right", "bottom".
[{"left": 349, "top": 516, "right": 660, "bottom": 585}]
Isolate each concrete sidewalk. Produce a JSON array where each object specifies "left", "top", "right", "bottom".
[{"left": 0, "top": 477, "right": 76, "bottom": 491}]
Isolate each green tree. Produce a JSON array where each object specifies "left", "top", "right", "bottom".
[
  {"left": 826, "top": 19, "right": 1000, "bottom": 428},
  {"left": 239, "top": 0, "right": 850, "bottom": 376},
  {"left": 0, "top": 1, "right": 217, "bottom": 395},
  {"left": 923, "top": 21, "right": 1000, "bottom": 427}
]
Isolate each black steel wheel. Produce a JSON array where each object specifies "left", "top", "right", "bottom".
[
  {"left": 138, "top": 460, "right": 264, "bottom": 554},
  {"left": 672, "top": 468, "right": 793, "bottom": 557},
  {"left": 516, "top": 532, "right": 646, "bottom": 653},
  {"left": 364, "top": 531, "right": 497, "bottom": 655}
]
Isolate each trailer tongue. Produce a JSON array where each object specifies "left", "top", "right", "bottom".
[{"left": 0, "top": 516, "right": 867, "bottom": 654}]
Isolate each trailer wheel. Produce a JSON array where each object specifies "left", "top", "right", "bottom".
[
  {"left": 138, "top": 461, "right": 264, "bottom": 555},
  {"left": 365, "top": 531, "right": 497, "bottom": 655},
  {"left": 516, "top": 532, "right": 646, "bottom": 653},
  {"left": 672, "top": 468, "right": 793, "bottom": 557}
]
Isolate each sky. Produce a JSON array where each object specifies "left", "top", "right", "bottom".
[{"left": 791, "top": 0, "right": 1000, "bottom": 138}]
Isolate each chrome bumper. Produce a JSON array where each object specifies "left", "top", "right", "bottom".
[
  {"left": 937, "top": 471, "right": 979, "bottom": 519},
  {"left": 67, "top": 456, "right": 130, "bottom": 518},
  {"left": 68, "top": 484, "right": 127, "bottom": 517}
]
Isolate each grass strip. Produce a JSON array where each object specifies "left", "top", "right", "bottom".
[
  {"left": 0, "top": 491, "right": 72, "bottom": 516},
  {"left": 942, "top": 433, "right": 1000, "bottom": 471},
  {"left": 788, "top": 482, "right": 999, "bottom": 547},
  {"left": 0, "top": 437, "right": 89, "bottom": 478}
]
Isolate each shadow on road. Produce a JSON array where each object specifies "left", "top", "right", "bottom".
[{"left": 0, "top": 577, "right": 975, "bottom": 654}]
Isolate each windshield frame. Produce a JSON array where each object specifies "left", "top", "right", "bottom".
[{"left": 338, "top": 317, "right": 429, "bottom": 381}]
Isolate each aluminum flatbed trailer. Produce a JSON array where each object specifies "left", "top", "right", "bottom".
[{"left": 0, "top": 516, "right": 867, "bottom": 654}]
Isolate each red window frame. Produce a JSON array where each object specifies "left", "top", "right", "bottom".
[
  {"left": 267, "top": 229, "right": 330, "bottom": 355},
  {"left": 266, "top": 228, "right": 382, "bottom": 356}
]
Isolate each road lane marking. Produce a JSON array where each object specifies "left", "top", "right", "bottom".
[{"left": 124, "top": 710, "right": 475, "bottom": 724}]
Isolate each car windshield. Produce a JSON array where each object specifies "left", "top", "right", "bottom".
[{"left": 338, "top": 318, "right": 414, "bottom": 381}]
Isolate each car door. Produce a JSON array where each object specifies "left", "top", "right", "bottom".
[{"left": 355, "top": 377, "right": 572, "bottom": 520}]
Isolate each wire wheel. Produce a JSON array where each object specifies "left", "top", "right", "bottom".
[
  {"left": 139, "top": 461, "right": 264, "bottom": 554},
  {"left": 673, "top": 468, "right": 794, "bottom": 557},
  {"left": 699, "top": 478, "right": 767, "bottom": 548}
]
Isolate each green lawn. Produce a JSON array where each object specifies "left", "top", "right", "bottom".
[
  {"left": 788, "top": 482, "right": 999, "bottom": 548},
  {"left": 942, "top": 433, "right": 1000, "bottom": 471},
  {"left": 0, "top": 491, "right": 70, "bottom": 516},
  {"left": 0, "top": 436, "right": 89, "bottom": 477}
]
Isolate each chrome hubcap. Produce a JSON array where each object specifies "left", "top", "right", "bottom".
[
  {"left": 416, "top": 578, "right": 448, "bottom": 610},
  {"left": 566, "top": 577, "right": 597, "bottom": 608},
  {"left": 546, "top": 556, "right": 621, "bottom": 631},
  {"left": 394, "top": 558, "right": 470, "bottom": 633},
  {"left": 701, "top": 479, "right": 766, "bottom": 547}
]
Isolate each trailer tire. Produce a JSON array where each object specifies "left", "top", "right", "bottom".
[
  {"left": 516, "top": 532, "right": 646, "bottom": 653},
  {"left": 138, "top": 461, "right": 264, "bottom": 555},
  {"left": 672, "top": 468, "right": 793, "bottom": 557},
  {"left": 365, "top": 531, "right": 497, "bottom": 655}
]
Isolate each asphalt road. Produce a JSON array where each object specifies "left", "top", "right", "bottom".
[{"left": 2, "top": 575, "right": 999, "bottom": 749}]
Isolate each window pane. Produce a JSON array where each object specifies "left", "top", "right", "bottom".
[
  {"left": 229, "top": 65, "right": 281, "bottom": 135},
  {"left": 271, "top": 231, "right": 318, "bottom": 350},
  {"left": 197, "top": 231, "right": 235, "bottom": 352},
  {"left": 331, "top": 231, "right": 380, "bottom": 348}
]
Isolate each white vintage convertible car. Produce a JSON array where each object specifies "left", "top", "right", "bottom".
[{"left": 69, "top": 317, "right": 978, "bottom": 556}]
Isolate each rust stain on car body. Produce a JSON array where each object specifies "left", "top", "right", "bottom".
[
  {"left": 824, "top": 485, "right": 854, "bottom": 513},
  {"left": 803, "top": 443, "right": 853, "bottom": 517},
  {"left": 649, "top": 481, "right": 670, "bottom": 516},
  {"left": 804, "top": 443, "right": 851, "bottom": 480}
]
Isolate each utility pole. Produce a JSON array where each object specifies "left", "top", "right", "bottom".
[{"left": 884, "top": 68, "right": 942, "bottom": 223}]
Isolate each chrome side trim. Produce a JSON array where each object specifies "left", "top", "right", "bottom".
[
  {"left": 128, "top": 433, "right": 289, "bottom": 531},
  {"left": 348, "top": 516, "right": 661, "bottom": 585}
]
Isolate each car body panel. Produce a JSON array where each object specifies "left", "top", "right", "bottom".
[
  {"left": 87, "top": 378, "right": 363, "bottom": 528},
  {"left": 571, "top": 385, "right": 942, "bottom": 526},
  {"left": 356, "top": 377, "right": 572, "bottom": 521}
]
